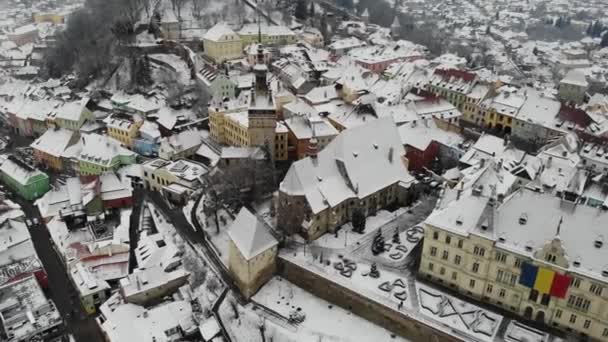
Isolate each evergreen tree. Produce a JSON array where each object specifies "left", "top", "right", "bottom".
[
  {"left": 309, "top": 1, "right": 315, "bottom": 18},
  {"left": 319, "top": 15, "right": 329, "bottom": 45},
  {"left": 294, "top": 0, "right": 307, "bottom": 21},
  {"left": 372, "top": 229, "right": 385, "bottom": 255},
  {"left": 351, "top": 208, "right": 366, "bottom": 234},
  {"left": 601, "top": 32, "right": 608, "bottom": 48},
  {"left": 485, "top": 25, "right": 491, "bottom": 35},
  {"left": 495, "top": 11, "right": 499, "bottom": 20},
  {"left": 554, "top": 16, "right": 563, "bottom": 28},
  {"left": 532, "top": 47, "right": 539, "bottom": 56},
  {"left": 392, "top": 228, "right": 401, "bottom": 244},
  {"left": 587, "top": 22, "right": 593, "bottom": 36},
  {"left": 337, "top": 0, "right": 354, "bottom": 10},
  {"left": 369, "top": 262, "right": 380, "bottom": 278}
]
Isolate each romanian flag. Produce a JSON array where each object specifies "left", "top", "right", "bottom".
[
  {"left": 519, "top": 262, "right": 572, "bottom": 299},
  {"left": 519, "top": 262, "right": 538, "bottom": 288},
  {"left": 550, "top": 273, "right": 572, "bottom": 298},
  {"left": 534, "top": 268, "right": 555, "bottom": 293}
]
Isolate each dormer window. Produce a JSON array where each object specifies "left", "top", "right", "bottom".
[
  {"left": 595, "top": 236, "right": 604, "bottom": 249},
  {"left": 519, "top": 213, "right": 528, "bottom": 225}
]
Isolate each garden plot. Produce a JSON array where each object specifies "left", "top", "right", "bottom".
[{"left": 416, "top": 282, "right": 503, "bottom": 342}]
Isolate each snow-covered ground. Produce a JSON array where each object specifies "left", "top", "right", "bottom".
[
  {"left": 195, "top": 196, "right": 234, "bottom": 267},
  {"left": 252, "top": 276, "right": 411, "bottom": 342},
  {"left": 282, "top": 248, "right": 414, "bottom": 312},
  {"left": 312, "top": 208, "right": 409, "bottom": 249},
  {"left": 149, "top": 53, "right": 192, "bottom": 84},
  {"left": 504, "top": 320, "right": 550, "bottom": 342},
  {"left": 416, "top": 282, "right": 503, "bottom": 342}
]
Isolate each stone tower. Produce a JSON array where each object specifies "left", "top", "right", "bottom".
[{"left": 248, "top": 45, "right": 277, "bottom": 159}]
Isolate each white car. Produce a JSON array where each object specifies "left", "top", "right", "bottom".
[{"left": 25, "top": 219, "right": 32, "bottom": 227}]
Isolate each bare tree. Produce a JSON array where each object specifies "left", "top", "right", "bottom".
[
  {"left": 234, "top": 0, "right": 247, "bottom": 25},
  {"left": 171, "top": 0, "right": 187, "bottom": 19},
  {"left": 276, "top": 196, "right": 306, "bottom": 236},
  {"left": 161, "top": 71, "right": 188, "bottom": 107},
  {"left": 228, "top": 297, "right": 240, "bottom": 319},
  {"left": 191, "top": 0, "right": 207, "bottom": 20}
]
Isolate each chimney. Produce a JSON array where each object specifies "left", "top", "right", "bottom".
[
  {"left": 308, "top": 138, "right": 319, "bottom": 162},
  {"left": 456, "top": 182, "right": 463, "bottom": 200}
]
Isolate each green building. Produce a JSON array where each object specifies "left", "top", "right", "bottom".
[
  {"left": 77, "top": 133, "right": 138, "bottom": 176},
  {"left": 0, "top": 155, "right": 50, "bottom": 200}
]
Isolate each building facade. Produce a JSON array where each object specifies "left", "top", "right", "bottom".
[
  {"left": 420, "top": 187, "right": 608, "bottom": 341},
  {"left": 228, "top": 208, "right": 278, "bottom": 299}
]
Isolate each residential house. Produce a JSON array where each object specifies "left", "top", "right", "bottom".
[
  {"left": 119, "top": 266, "right": 190, "bottom": 306},
  {"left": 31, "top": 128, "right": 79, "bottom": 171},
  {"left": 77, "top": 134, "right": 138, "bottom": 176},
  {"left": 283, "top": 112, "right": 339, "bottom": 160},
  {"left": 558, "top": 69, "right": 588, "bottom": 105},
  {"left": 0, "top": 276, "right": 63, "bottom": 342},
  {"left": 143, "top": 158, "right": 207, "bottom": 204},
  {"left": 105, "top": 114, "right": 144, "bottom": 148},
  {"left": 55, "top": 99, "right": 92, "bottom": 131},
  {"left": 0, "top": 155, "right": 49, "bottom": 201},
  {"left": 158, "top": 130, "right": 204, "bottom": 161}
]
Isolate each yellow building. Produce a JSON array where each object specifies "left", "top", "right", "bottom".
[
  {"left": 228, "top": 207, "right": 278, "bottom": 299},
  {"left": 421, "top": 185, "right": 608, "bottom": 341},
  {"left": 31, "top": 128, "right": 78, "bottom": 171},
  {"left": 105, "top": 115, "right": 143, "bottom": 148},
  {"left": 33, "top": 12, "right": 68, "bottom": 24},
  {"left": 238, "top": 24, "right": 297, "bottom": 46},
  {"left": 203, "top": 23, "right": 243, "bottom": 63}
]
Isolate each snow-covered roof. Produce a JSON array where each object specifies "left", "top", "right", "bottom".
[
  {"left": 561, "top": 69, "right": 588, "bottom": 87},
  {"left": 31, "top": 128, "right": 75, "bottom": 157},
  {"left": 0, "top": 155, "right": 46, "bottom": 185},
  {"left": 280, "top": 118, "right": 414, "bottom": 214},
  {"left": 239, "top": 24, "right": 295, "bottom": 37},
  {"left": 119, "top": 265, "right": 189, "bottom": 300},
  {"left": 78, "top": 134, "right": 136, "bottom": 167},
  {"left": 100, "top": 297, "right": 196, "bottom": 342},
  {"left": 398, "top": 118, "right": 464, "bottom": 151},
  {"left": 284, "top": 114, "right": 339, "bottom": 140},
  {"left": 55, "top": 100, "right": 86, "bottom": 122},
  {"left": 227, "top": 207, "right": 277, "bottom": 261},
  {"left": 203, "top": 22, "right": 238, "bottom": 42}
]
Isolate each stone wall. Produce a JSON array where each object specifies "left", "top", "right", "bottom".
[{"left": 279, "top": 256, "right": 466, "bottom": 342}]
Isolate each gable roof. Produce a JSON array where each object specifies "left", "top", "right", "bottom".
[
  {"left": 227, "top": 207, "right": 277, "bottom": 260},
  {"left": 280, "top": 118, "right": 414, "bottom": 214},
  {"left": 203, "top": 23, "right": 237, "bottom": 42},
  {"left": 31, "top": 128, "right": 75, "bottom": 157}
]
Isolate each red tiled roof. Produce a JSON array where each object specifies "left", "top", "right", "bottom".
[
  {"left": 433, "top": 68, "right": 477, "bottom": 82},
  {"left": 410, "top": 87, "right": 440, "bottom": 101},
  {"left": 559, "top": 104, "right": 594, "bottom": 128}
]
